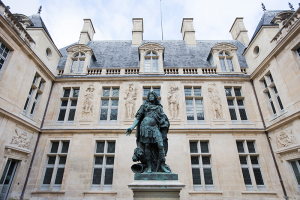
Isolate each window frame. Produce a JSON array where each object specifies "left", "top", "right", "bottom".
[
  {"left": 184, "top": 86, "right": 205, "bottom": 124},
  {"left": 57, "top": 88, "right": 80, "bottom": 124},
  {"left": 99, "top": 87, "right": 119, "bottom": 124},
  {"left": 142, "top": 86, "right": 161, "bottom": 104},
  {"left": 69, "top": 52, "right": 85, "bottom": 73},
  {"left": 225, "top": 87, "right": 248, "bottom": 123},
  {"left": 144, "top": 51, "right": 159, "bottom": 73},
  {"left": 290, "top": 160, "right": 300, "bottom": 192},
  {"left": 219, "top": 51, "right": 234, "bottom": 72},
  {"left": 0, "top": 41, "right": 10, "bottom": 74}
]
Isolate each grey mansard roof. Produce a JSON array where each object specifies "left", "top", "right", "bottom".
[{"left": 57, "top": 40, "right": 248, "bottom": 70}]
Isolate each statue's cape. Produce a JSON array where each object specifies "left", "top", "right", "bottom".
[{"left": 135, "top": 104, "right": 170, "bottom": 140}]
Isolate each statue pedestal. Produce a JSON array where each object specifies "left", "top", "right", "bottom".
[{"left": 128, "top": 173, "right": 185, "bottom": 200}]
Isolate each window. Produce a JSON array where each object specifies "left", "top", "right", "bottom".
[
  {"left": 70, "top": 52, "right": 85, "bottom": 73},
  {"left": 297, "top": 47, "right": 300, "bottom": 59},
  {"left": 143, "top": 86, "right": 161, "bottom": 103},
  {"left": 144, "top": 51, "right": 158, "bottom": 72},
  {"left": 225, "top": 87, "right": 248, "bottom": 123},
  {"left": 0, "top": 41, "right": 10, "bottom": 73},
  {"left": 261, "top": 72, "right": 284, "bottom": 117},
  {"left": 185, "top": 87, "right": 204, "bottom": 123},
  {"left": 290, "top": 160, "right": 300, "bottom": 192},
  {"left": 41, "top": 141, "right": 69, "bottom": 191},
  {"left": 23, "top": 74, "right": 45, "bottom": 118},
  {"left": 190, "top": 141, "right": 214, "bottom": 191},
  {"left": 57, "top": 88, "right": 79, "bottom": 123},
  {"left": 91, "top": 141, "right": 115, "bottom": 191},
  {"left": 100, "top": 87, "right": 119, "bottom": 124},
  {"left": 219, "top": 51, "right": 234, "bottom": 72},
  {"left": 236, "top": 141, "right": 266, "bottom": 191}
]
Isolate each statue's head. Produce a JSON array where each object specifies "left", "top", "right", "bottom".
[{"left": 146, "top": 91, "right": 160, "bottom": 105}]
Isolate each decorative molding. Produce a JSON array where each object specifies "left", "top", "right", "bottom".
[
  {"left": 140, "top": 81, "right": 163, "bottom": 84},
  {"left": 100, "top": 81, "right": 123, "bottom": 84},
  {"left": 222, "top": 81, "right": 243, "bottom": 84},
  {"left": 139, "top": 43, "right": 164, "bottom": 52},
  {"left": 181, "top": 81, "right": 204, "bottom": 84},
  {"left": 211, "top": 43, "right": 238, "bottom": 53},
  {"left": 61, "top": 82, "right": 84, "bottom": 85}
]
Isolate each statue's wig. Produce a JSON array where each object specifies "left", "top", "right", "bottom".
[{"left": 145, "top": 91, "right": 160, "bottom": 105}]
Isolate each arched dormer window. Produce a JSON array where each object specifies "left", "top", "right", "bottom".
[
  {"left": 144, "top": 51, "right": 158, "bottom": 72},
  {"left": 139, "top": 43, "right": 164, "bottom": 74},
  {"left": 271, "top": 11, "right": 294, "bottom": 29},
  {"left": 70, "top": 52, "right": 85, "bottom": 73},
  {"left": 219, "top": 51, "right": 234, "bottom": 72}
]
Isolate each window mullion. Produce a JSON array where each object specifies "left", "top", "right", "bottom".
[
  {"left": 199, "top": 155, "right": 205, "bottom": 190},
  {"left": 234, "top": 98, "right": 242, "bottom": 123}
]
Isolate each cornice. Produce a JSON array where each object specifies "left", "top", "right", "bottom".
[{"left": 266, "top": 111, "right": 300, "bottom": 132}]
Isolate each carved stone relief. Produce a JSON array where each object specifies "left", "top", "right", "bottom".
[
  {"left": 167, "top": 86, "right": 179, "bottom": 119},
  {"left": 82, "top": 84, "right": 95, "bottom": 120},
  {"left": 11, "top": 128, "right": 32, "bottom": 149},
  {"left": 124, "top": 83, "right": 137, "bottom": 119},
  {"left": 277, "top": 129, "right": 296, "bottom": 148},
  {"left": 208, "top": 83, "right": 223, "bottom": 119},
  {"left": 61, "top": 82, "right": 83, "bottom": 85}
]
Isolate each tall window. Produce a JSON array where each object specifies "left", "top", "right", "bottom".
[
  {"left": 144, "top": 51, "right": 158, "bottom": 72},
  {"left": 219, "top": 51, "right": 234, "bottom": 72},
  {"left": 23, "top": 74, "right": 45, "bottom": 118},
  {"left": 236, "top": 141, "right": 265, "bottom": 191},
  {"left": 297, "top": 47, "right": 300, "bottom": 60},
  {"left": 91, "top": 141, "right": 115, "bottom": 191},
  {"left": 0, "top": 41, "right": 10, "bottom": 73},
  {"left": 190, "top": 141, "right": 214, "bottom": 191},
  {"left": 225, "top": 87, "right": 248, "bottom": 123},
  {"left": 261, "top": 72, "right": 284, "bottom": 117},
  {"left": 290, "top": 160, "right": 300, "bottom": 192},
  {"left": 100, "top": 88, "right": 119, "bottom": 123},
  {"left": 70, "top": 52, "right": 85, "bottom": 73},
  {"left": 57, "top": 88, "right": 79, "bottom": 123},
  {"left": 185, "top": 87, "right": 204, "bottom": 123},
  {"left": 143, "top": 86, "right": 160, "bottom": 103},
  {"left": 41, "top": 141, "right": 69, "bottom": 191}
]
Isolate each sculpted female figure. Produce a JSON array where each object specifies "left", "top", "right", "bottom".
[{"left": 125, "top": 91, "right": 171, "bottom": 173}]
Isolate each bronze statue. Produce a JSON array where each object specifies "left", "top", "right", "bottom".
[{"left": 125, "top": 91, "right": 171, "bottom": 173}]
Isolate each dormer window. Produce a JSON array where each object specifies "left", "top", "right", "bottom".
[
  {"left": 219, "top": 51, "right": 234, "bottom": 72},
  {"left": 144, "top": 51, "right": 158, "bottom": 72},
  {"left": 70, "top": 52, "right": 85, "bottom": 73}
]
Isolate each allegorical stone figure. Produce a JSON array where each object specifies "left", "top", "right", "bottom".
[
  {"left": 125, "top": 91, "right": 171, "bottom": 173},
  {"left": 167, "top": 86, "right": 179, "bottom": 119},
  {"left": 124, "top": 84, "right": 137, "bottom": 119}
]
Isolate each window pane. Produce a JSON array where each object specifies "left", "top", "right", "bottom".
[
  {"left": 111, "top": 99, "right": 119, "bottom": 106},
  {"left": 239, "top": 156, "right": 247, "bottom": 165},
  {"left": 200, "top": 142, "right": 209, "bottom": 153},
  {"left": 92, "top": 168, "right": 102, "bottom": 185},
  {"left": 100, "top": 109, "right": 108, "bottom": 120},
  {"left": 144, "top": 58, "right": 151, "bottom": 72},
  {"left": 103, "top": 88, "right": 110, "bottom": 97},
  {"left": 192, "top": 168, "right": 201, "bottom": 185},
  {"left": 71, "top": 100, "right": 77, "bottom": 106},
  {"left": 239, "top": 109, "right": 248, "bottom": 120},
  {"left": 0, "top": 161, "right": 11, "bottom": 184},
  {"left": 269, "top": 74, "right": 273, "bottom": 83},
  {"left": 153, "top": 88, "right": 160, "bottom": 97},
  {"left": 61, "top": 142, "right": 69, "bottom": 153},
  {"left": 68, "top": 109, "right": 76, "bottom": 121},
  {"left": 106, "top": 157, "right": 114, "bottom": 165},
  {"left": 152, "top": 58, "right": 158, "bottom": 72},
  {"left": 59, "top": 156, "right": 67, "bottom": 164},
  {"left": 104, "top": 168, "right": 114, "bottom": 185},
  {"left": 101, "top": 99, "right": 109, "bottom": 106},
  {"left": 54, "top": 168, "right": 65, "bottom": 184},
  {"left": 236, "top": 142, "right": 244, "bottom": 153},
  {"left": 277, "top": 96, "right": 284, "bottom": 110},
  {"left": 250, "top": 156, "right": 259, "bottom": 164},
  {"left": 227, "top": 58, "right": 234, "bottom": 72},
  {"left": 73, "top": 89, "right": 79, "bottom": 97},
  {"left": 77, "top": 60, "right": 84, "bottom": 73},
  {"left": 253, "top": 168, "right": 264, "bottom": 185},
  {"left": 196, "top": 110, "right": 205, "bottom": 120},
  {"left": 58, "top": 109, "right": 66, "bottom": 121},
  {"left": 48, "top": 156, "right": 56, "bottom": 164},
  {"left": 63, "top": 89, "right": 70, "bottom": 97},
  {"left": 234, "top": 88, "right": 241, "bottom": 96},
  {"left": 110, "top": 109, "right": 118, "bottom": 120},
  {"left": 191, "top": 156, "right": 199, "bottom": 165},
  {"left": 186, "top": 110, "right": 194, "bottom": 120},
  {"left": 143, "top": 88, "right": 151, "bottom": 97},
  {"left": 237, "top": 100, "right": 244, "bottom": 106},
  {"left": 270, "top": 101, "right": 277, "bottom": 114},
  {"left": 291, "top": 161, "right": 300, "bottom": 184},
  {"left": 30, "top": 102, "right": 36, "bottom": 115},
  {"left": 202, "top": 156, "right": 210, "bottom": 165},
  {"left": 194, "top": 88, "right": 201, "bottom": 96},
  {"left": 242, "top": 168, "right": 252, "bottom": 185},
  {"left": 61, "top": 100, "right": 68, "bottom": 106},
  {"left": 220, "top": 58, "right": 226, "bottom": 72},
  {"left": 112, "top": 88, "right": 119, "bottom": 97},
  {"left": 96, "top": 142, "right": 105, "bottom": 153},
  {"left": 225, "top": 88, "right": 232, "bottom": 96},
  {"left": 227, "top": 100, "right": 234, "bottom": 106},
  {"left": 23, "top": 97, "right": 30, "bottom": 110},
  {"left": 229, "top": 109, "right": 237, "bottom": 120},
  {"left": 247, "top": 142, "right": 256, "bottom": 153},
  {"left": 50, "top": 142, "right": 59, "bottom": 153},
  {"left": 190, "top": 142, "right": 198, "bottom": 153},
  {"left": 184, "top": 88, "right": 192, "bottom": 96},
  {"left": 263, "top": 80, "right": 267, "bottom": 88},
  {"left": 70, "top": 60, "right": 77, "bottom": 73},
  {"left": 95, "top": 156, "right": 103, "bottom": 165},
  {"left": 203, "top": 168, "right": 213, "bottom": 185},
  {"left": 43, "top": 168, "right": 54, "bottom": 184},
  {"left": 195, "top": 99, "right": 203, "bottom": 106},
  {"left": 185, "top": 99, "right": 193, "bottom": 106},
  {"left": 107, "top": 142, "right": 115, "bottom": 153}
]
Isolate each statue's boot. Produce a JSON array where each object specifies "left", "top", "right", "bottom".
[
  {"left": 146, "top": 160, "right": 152, "bottom": 173},
  {"left": 158, "top": 148, "right": 170, "bottom": 173},
  {"left": 161, "top": 164, "right": 171, "bottom": 173},
  {"left": 145, "top": 144, "right": 152, "bottom": 173}
]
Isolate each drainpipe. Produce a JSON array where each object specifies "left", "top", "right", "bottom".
[
  {"left": 250, "top": 79, "right": 288, "bottom": 200},
  {"left": 20, "top": 81, "right": 54, "bottom": 200}
]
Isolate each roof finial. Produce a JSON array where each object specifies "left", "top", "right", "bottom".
[
  {"left": 261, "top": 3, "right": 266, "bottom": 11},
  {"left": 37, "top": 5, "right": 42, "bottom": 14},
  {"left": 289, "top": 2, "right": 294, "bottom": 10}
]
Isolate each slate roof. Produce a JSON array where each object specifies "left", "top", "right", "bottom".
[
  {"left": 57, "top": 40, "right": 248, "bottom": 70},
  {"left": 27, "top": 14, "right": 54, "bottom": 43},
  {"left": 249, "top": 10, "right": 289, "bottom": 44}
]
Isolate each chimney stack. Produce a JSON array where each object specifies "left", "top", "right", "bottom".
[
  {"left": 229, "top": 18, "right": 249, "bottom": 46},
  {"left": 79, "top": 19, "right": 95, "bottom": 44},
  {"left": 181, "top": 18, "right": 196, "bottom": 46},
  {"left": 132, "top": 18, "right": 143, "bottom": 46}
]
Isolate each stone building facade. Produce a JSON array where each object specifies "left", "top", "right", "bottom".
[{"left": 0, "top": 1, "right": 300, "bottom": 199}]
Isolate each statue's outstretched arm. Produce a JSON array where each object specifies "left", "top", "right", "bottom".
[{"left": 125, "top": 118, "right": 139, "bottom": 136}]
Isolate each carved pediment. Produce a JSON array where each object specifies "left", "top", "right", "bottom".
[
  {"left": 211, "top": 43, "right": 238, "bottom": 53},
  {"left": 66, "top": 44, "right": 93, "bottom": 54},
  {"left": 139, "top": 43, "right": 164, "bottom": 53}
]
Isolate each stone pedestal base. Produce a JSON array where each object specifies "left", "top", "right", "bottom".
[{"left": 128, "top": 173, "right": 185, "bottom": 200}]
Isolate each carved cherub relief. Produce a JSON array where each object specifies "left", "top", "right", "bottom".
[
  {"left": 167, "top": 86, "right": 179, "bottom": 119},
  {"left": 11, "top": 129, "right": 32, "bottom": 149},
  {"left": 124, "top": 83, "right": 137, "bottom": 119},
  {"left": 208, "top": 83, "right": 223, "bottom": 119},
  {"left": 277, "top": 129, "right": 296, "bottom": 149},
  {"left": 82, "top": 84, "right": 95, "bottom": 119}
]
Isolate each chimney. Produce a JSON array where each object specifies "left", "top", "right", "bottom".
[
  {"left": 132, "top": 18, "right": 143, "bottom": 46},
  {"left": 79, "top": 19, "right": 95, "bottom": 44},
  {"left": 229, "top": 18, "right": 249, "bottom": 46},
  {"left": 181, "top": 18, "right": 196, "bottom": 46}
]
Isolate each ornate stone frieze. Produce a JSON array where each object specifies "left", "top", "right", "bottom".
[
  {"left": 222, "top": 81, "right": 243, "bottom": 84},
  {"left": 100, "top": 81, "right": 123, "bottom": 84},
  {"left": 181, "top": 81, "right": 204, "bottom": 84},
  {"left": 11, "top": 128, "right": 32, "bottom": 149},
  {"left": 61, "top": 82, "right": 84, "bottom": 85},
  {"left": 140, "top": 81, "right": 163, "bottom": 84},
  {"left": 277, "top": 130, "right": 296, "bottom": 148},
  {"left": 124, "top": 83, "right": 137, "bottom": 119},
  {"left": 82, "top": 84, "right": 95, "bottom": 120},
  {"left": 208, "top": 83, "right": 223, "bottom": 119},
  {"left": 139, "top": 43, "right": 165, "bottom": 52},
  {"left": 167, "top": 86, "right": 179, "bottom": 119},
  {"left": 211, "top": 43, "right": 238, "bottom": 53}
]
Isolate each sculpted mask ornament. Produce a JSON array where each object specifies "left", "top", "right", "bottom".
[
  {"left": 11, "top": 129, "right": 32, "bottom": 149},
  {"left": 82, "top": 84, "right": 94, "bottom": 119},
  {"left": 208, "top": 84, "right": 223, "bottom": 119},
  {"left": 167, "top": 86, "right": 179, "bottom": 119},
  {"left": 124, "top": 84, "right": 137, "bottom": 119},
  {"left": 277, "top": 130, "right": 296, "bottom": 148}
]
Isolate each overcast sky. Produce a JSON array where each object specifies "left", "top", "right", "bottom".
[{"left": 4, "top": 0, "right": 299, "bottom": 49}]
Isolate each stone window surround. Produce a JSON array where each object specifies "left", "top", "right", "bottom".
[
  {"left": 184, "top": 86, "right": 205, "bottom": 124},
  {"left": 138, "top": 43, "right": 164, "bottom": 75},
  {"left": 142, "top": 86, "right": 161, "bottom": 103},
  {"left": 0, "top": 40, "right": 10, "bottom": 74},
  {"left": 64, "top": 44, "right": 94, "bottom": 75},
  {"left": 99, "top": 87, "right": 119, "bottom": 124},
  {"left": 210, "top": 43, "right": 241, "bottom": 74}
]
